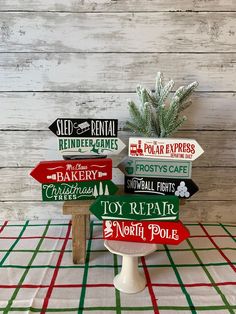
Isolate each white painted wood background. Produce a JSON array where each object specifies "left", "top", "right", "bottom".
[{"left": 0, "top": 0, "right": 235, "bottom": 222}]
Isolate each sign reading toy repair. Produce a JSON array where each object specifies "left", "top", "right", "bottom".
[
  {"left": 30, "top": 158, "right": 112, "bottom": 184},
  {"left": 49, "top": 118, "right": 118, "bottom": 138},
  {"left": 42, "top": 180, "right": 118, "bottom": 201},
  {"left": 118, "top": 157, "right": 192, "bottom": 179},
  {"left": 103, "top": 220, "right": 189, "bottom": 245},
  {"left": 58, "top": 137, "right": 126, "bottom": 156},
  {"left": 125, "top": 176, "right": 198, "bottom": 198},
  {"left": 129, "top": 137, "right": 204, "bottom": 161},
  {"left": 90, "top": 195, "right": 179, "bottom": 221}
]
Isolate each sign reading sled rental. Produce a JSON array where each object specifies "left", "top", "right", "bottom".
[{"left": 128, "top": 137, "right": 204, "bottom": 161}]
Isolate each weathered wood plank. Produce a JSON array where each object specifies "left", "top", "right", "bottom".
[
  {"left": 0, "top": 12, "right": 235, "bottom": 52},
  {"left": 0, "top": 167, "right": 236, "bottom": 201},
  {"left": 0, "top": 0, "right": 234, "bottom": 12},
  {"left": 0, "top": 53, "right": 236, "bottom": 91},
  {"left": 0, "top": 201, "right": 235, "bottom": 223},
  {"left": 1, "top": 92, "right": 235, "bottom": 131},
  {"left": 0, "top": 131, "right": 235, "bottom": 167}
]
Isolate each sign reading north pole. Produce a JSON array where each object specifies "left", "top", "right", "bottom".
[
  {"left": 103, "top": 220, "right": 190, "bottom": 245},
  {"left": 125, "top": 176, "right": 199, "bottom": 199},
  {"left": 42, "top": 180, "right": 118, "bottom": 202},
  {"left": 30, "top": 158, "right": 112, "bottom": 183},
  {"left": 90, "top": 195, "right": 179, "bottom": 221},
  {"left": 118, "top": 157, "right": 192, "bottom": 179},
  {"left": 49, "top": 118, "right": 118, "bottom": 138},
  {"left": 129, "top": 137, "right": 204, "bottom": 161}
]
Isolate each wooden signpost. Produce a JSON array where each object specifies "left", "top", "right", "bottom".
[
  {"left": 49, "top": 118, "right": 118, "bottom": 138},
  {"left": 42, "top": 180, "right": 118, "bottom": 201},
  {"left": 90, "top": 195, "right": 179, "bottom": 221},
  {"left": 58, "top": 137, "right": 126, "bottom": 156},
  {"left": 129, "top": 137, "right": 204, "bottom": 161},
  {"left": 118, "top": 157, "right": 192, "bottom": 179},
  {"left": 125, "top": 176, "right": 199, "bottom": 199},
  {"left": 103, "top": 220, "right": 190, "bottom": 245},
  {"left": 30, "top": 158, "right": 112, "bottom": 183}
]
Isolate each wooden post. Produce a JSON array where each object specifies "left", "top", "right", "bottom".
[{"left": 72, "top": 214, "right": 86, "bottom": 264}]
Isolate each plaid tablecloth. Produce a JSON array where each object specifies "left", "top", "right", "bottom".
[{"left": 0, "top": 219, "right": 235, "bottom": 314}]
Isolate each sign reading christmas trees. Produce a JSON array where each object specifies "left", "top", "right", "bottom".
[
  {"left": 129, "top": 137, "right": 204, "bottom": 161},
  {"left": 103, "top": 220, "right": 190, "bottom": 245},
  {"left": 90, "top": 195, "right": 179, "bottom": 221},
  {"left": 42, "top": 180, "right": 118, "bottom": 201}
]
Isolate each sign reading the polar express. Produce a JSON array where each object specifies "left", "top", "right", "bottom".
[
  {"left": 118, "top": 157, "right": 192, "bottom": 179},
  {"left": 129, "top": 137, "right": 204, "bottom": 161}
]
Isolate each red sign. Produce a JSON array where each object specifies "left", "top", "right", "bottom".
[
  {"left": 30, "top": 158, "right": 112, "bottom": 184},
  {"left": 103, "top": 220, "right": 189, "bottom": 245}
]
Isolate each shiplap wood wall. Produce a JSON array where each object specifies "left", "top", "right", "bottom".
[{"left": 0, "top": 0, "right": 236, "bottom": 222}]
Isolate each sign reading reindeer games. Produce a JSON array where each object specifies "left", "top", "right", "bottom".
[
  {"left": 90, "top": 195, "right": 179, "bottom": 221},
  {"left": 49, "top": 118, "right": 125, "bottom": 156},
  {"left": 129, "top": 137, "right": 204, "bottom": 161}
]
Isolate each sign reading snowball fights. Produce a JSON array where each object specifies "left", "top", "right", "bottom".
[
  {"left": 129, "top": 137, "right": 204, "bottom": 161},
  {"left": 30, "top": 158, "right": 112, "bottom": 184},
  {"left": 42, "top": 180, "right": 118, "bottom": 202},
  {"left": 90, "top": 195, "right": 179, "bottom": 221},
  {"left": 103, "top": 220, "right": 190, "bottom": 245},
  {"left": 118, "top": 157, "right": 192, "bottom": 179},
  {"left": 125, "top": 176, "right": 199, "bottom": 199}
]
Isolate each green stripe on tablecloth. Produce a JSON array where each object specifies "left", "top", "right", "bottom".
[
  {"left": 187, "top": 238, "right": 234, "bottom": 314},
  {"left": 5, "top": 223, "right": 69, "bottom": 227},
  {"left": 77, "top": 220, "right": 94, "bottom": 314},
  {"left": 0, "top": 220, "right": 29, "bottom": 266},
  {"left": 220, "top": 224, "right": 236, "bottom": 243},
  {"left": 2, "top": 261, "right": 236, "bottom": 269},
  {"left": 164, "top": 244, "right": 197, "bottom": 314},
  {"left": 113, "top": 254, "right": 121, "bottom": 314},
  {"left": 3, "top": 220, "right": 51, "bottom": 314},
  {"left": 3, "top": 304, "right": 236, "bottom": 312}
]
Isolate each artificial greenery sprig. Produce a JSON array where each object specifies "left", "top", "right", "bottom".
[{"left": 126, "top": 72, "right": 198, "bottom": 137}]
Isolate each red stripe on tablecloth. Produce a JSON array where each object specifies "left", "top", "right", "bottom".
[
  {"left": 40, "top": 222, "right": 72, "bottom": 314},
  {"left": 0, "top": 221, "right": 8, "bottom": 234},
  {"left": 0, "top": 236, "right": 72, "bottom": 240},
  {"left": 0, "top": 282, "right": 235, "bottom": 289},
  {"left": 141, "top": 256, "right": 159, "bottom": 314},
  {"left": 200, "top": 223, "right": 236, "bottom": 273}
]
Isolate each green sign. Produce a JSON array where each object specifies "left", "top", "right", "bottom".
[
  {"left": 42, "top": 180, "right": 118, "bottom": 202},
  {"left": 90, "top": 195, "right": 179, "bottom": 221},
  {"left": 118, "top": 157, "right": 192, "bottom": 179}
]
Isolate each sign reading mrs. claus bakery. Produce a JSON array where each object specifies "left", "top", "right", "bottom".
[{"left": 129, "top": 137, "right": 204, "bottom": 161}]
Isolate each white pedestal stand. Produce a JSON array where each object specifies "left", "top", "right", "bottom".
[{"left": 104, "top": 240, "right": 157, "bottom": 294}]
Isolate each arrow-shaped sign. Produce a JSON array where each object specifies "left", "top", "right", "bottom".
[
  {"left": 125, "top": 176, "right": 199, "bottom": 199},
  {"left": 118, "top": 157, "right": 192, "bottom": 179},
  {"left": 129, "top": 137, "right": 204, "bottom": 161},
  {"left": 49, "top": 118, "right": 118, "bottom": 138},
  {"left": 58, "top": 137, "right": 126, "bottom": 156},
  {"left": 90, "top": 195, "right": 179, "bottom": 221},
  {"left": 30, "top": 158, "right": 112, "bottom": 184},
  {"left": 103, "top": 220, "right": 189, "bottom": 245},
  {"left": 42, "top": 180, "right": 118, "bottom": 202}
]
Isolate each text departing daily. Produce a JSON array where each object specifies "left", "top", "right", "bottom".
[
  {"left": 118, "top": 157, "right": 192, "bottom": 179},
  {"left": 49, "top": 118, "right": 118, "bottom": 138},
  {"left": 90, "top": 195, "right": 179, "bottom": 221},
  {"left": 129, "top": 137, "right": 204, "bottom": 161},
  {"left": 58, "top": 137, "right": 126, "bottom": 156},
  {"left": 30, "top": 158, "right": 112, "bottom": 184},
  {"left": 42, "top": 180, "right": 118, "bottom": 202},
  {"left": 103, "top": 220, "right": 190, "bottom": 245},
  {"left": 125, "top": 176, "right": 199, "bottom": 199}
]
